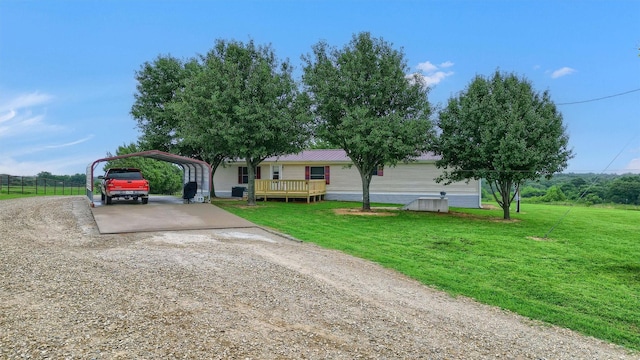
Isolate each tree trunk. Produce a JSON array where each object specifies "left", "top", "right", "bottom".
[
  {"left": 246, "top": 159, "right": 256, "bottom": 206},
  {"left": 209, "top": 159, "right": 222, "bottom": 199},
  {"left": 201, "top": 154, "right": 225, "bottom": 200},
  {"left": 360, "top": 171, "right": 373, "bottom": 211},
  {"left": 499, "top": 180, "right": 512, "bottom": 220},
  {"left": 502, "top": 201, "right": 510, "bottom": 220}
]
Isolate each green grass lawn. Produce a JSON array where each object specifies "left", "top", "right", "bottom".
[
  {"left": 0, "top": 186, "right": 85, "bottom": 199},
  {"left": 213, "top": 199, "right": 640, "bottom": 350}
]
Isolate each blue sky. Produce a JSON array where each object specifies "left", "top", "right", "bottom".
[{"left": 1, "top": 0, "right": 638, "bottom": 176}]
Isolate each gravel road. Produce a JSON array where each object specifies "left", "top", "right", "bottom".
[{"left": 0, "top": 196, "right": 636, "bottom": 359}]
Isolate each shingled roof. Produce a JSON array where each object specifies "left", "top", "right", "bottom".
[{"left": 263, "top": 149, "right": 439, "bottom": 163}]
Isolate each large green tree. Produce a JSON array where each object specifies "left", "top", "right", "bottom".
[
  {"left": 302, "top": 32, "right": 434, "bottom": 211},
  {"left": 434, "top": 70, "right": 574, "bottom": 219},
  {"left": 176, "top": 39, "right": 312, "bottom": 205},
  {"left": 131, "top": 55, "right": 188, "bottom": 154},
  {"left": 131, "top": 55, "right": 234, "bottom": 197}
]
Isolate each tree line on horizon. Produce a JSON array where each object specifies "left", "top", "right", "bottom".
[
  {"left": 512, "top": 172, "right": 640, "bottom": 206},
  {"left": 0, "top": 172, "right": 86, "bottom": 185}
]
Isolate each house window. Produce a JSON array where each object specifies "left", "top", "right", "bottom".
[
  {"left": 238, "top": 166, "right": 261, "bottom": 184},
  {"left": 371, "top": 165, "right": 384, "bottom": 176},
  {"left": 271, "top": 165, "right": 281, "bottom": 180},
  {"left": 305, "top": 166, "right": 330, "bottom": 184},
  {"left": 309, "top": 166, "right": 325, "bottom": 180}
]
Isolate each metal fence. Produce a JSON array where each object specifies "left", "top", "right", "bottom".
[{"left": 0, "top": 175, "right": 85, "bottom": 196}]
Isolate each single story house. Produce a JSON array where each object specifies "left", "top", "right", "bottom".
[{"left": 213, "top": 149, "right": 482, "bottom": 208}]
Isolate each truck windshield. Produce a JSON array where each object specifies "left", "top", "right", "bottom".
[{"left": 108, "top": 172, "right": 143, "bottom": 180}]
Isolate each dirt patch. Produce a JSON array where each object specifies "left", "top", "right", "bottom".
[
  {"left": 439, "top": 211, "right": 521, "bottom": 223},
  {"left": 482, "top": 204, "right": 500, "bottom": 210},
  {"left": 333, "top": 207, "right": 399, "bottom": 216},
  {"left": 527, "top": 236, "right": 554, "bottom": 242}
]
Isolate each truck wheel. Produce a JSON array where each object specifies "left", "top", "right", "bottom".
[
  {"left": 106, "top": 195, "right": 112, "bottom": 205},
  {"left": 142, "top": 197, "right": 149, "bottom": 204}
]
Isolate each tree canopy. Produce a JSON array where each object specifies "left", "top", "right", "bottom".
[
  {"left": 131, "top": 55, "right": 190, "bottom": 154},
  {"left": 434, "top": 70, "right": 574, "bottom": 219},
  {"left": 131, "top": 55, "right": 228, "bottom": 195},
  {"left": 302, "top": 32, "right": 434, "bottom": 210},
  {"left": 175, "top": 39, "right": 312, "bottom": 205},
  {"left": 607, "top": 175, "right": 640, "bottom": 205},
  {"left": 131, "top": 41, "right": 312, "bottom": 202}
]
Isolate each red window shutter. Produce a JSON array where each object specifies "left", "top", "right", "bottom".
[
  {"left": 238, "top": 167, "right": 243, "bottom": 184},
  {"left": 256, "top": 166, "right": 261, "bottom": 179},
  {"left": 305, "top": 166, "right": 310, "bottom": 180},
  {"left": 324, "top": 166, "right": 330, "bottom": 184}
]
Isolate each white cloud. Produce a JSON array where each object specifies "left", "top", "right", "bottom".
[
  {"left": 413, "top": 60, "right": 455, "bottom": 87},
  {"left": 0, "top": 92, "right": 53, "bottom": 112},
  {"left": 551, "top": 67, "right": 576, "bottom": 79},
  {"left": 44, "top": 135, "right": 95, "bottom": 149},
  {"left": 416, "top": 61, "right": 438, "bottom": 73},
  {"left": 0, "top": 113, "right": 62, "bottom": 138},
  {"left": 0, "top": 92, "right": 61, "bottom": 139},
  {"left": 0, "top": 109, "right": 16, "bottom": 123},
  {"left": 421, "top": 71, "right": 455, "bottom": 87},
  {"left": 439, "top": 61, "right": 454, "bottom": 68},
  {"left": 624, "top": 158, "right": 640, "bottom": 174},
  {"left": 2, "top": 135, "right": 95, "bottom": 158}
]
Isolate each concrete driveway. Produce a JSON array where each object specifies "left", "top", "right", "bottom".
[{"left": 90, "top": 195, "right": 255, "bottom": 234}]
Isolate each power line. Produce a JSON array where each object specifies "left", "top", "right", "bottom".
[{"left": 557, "top": 88, "right": 640, "bottom": 105}]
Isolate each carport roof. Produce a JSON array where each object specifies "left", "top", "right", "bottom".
[
  {"left": 86, "top": 150, "right": 212, "bottom": 205},
  {"left": 91, "top": 150, "right": 210, "bottom": 166}
]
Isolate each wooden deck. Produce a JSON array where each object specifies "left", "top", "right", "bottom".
[{"left": 255, "top": 179, "right": 326, "bottom": 203}]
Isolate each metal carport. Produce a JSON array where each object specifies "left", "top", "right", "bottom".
[{"left": 86, "top": 150, "right": 212, "bottom": 206}]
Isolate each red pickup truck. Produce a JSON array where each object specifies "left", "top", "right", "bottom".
[{"left": 100, "top": 168, "right": 150, "bottom": 205}]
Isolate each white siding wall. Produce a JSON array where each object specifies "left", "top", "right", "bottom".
[
  {"left": 370, "top": 163, "right": 478, "bottom": 195},
  {"left": 274, "top": 162, "right": 478, "bottom": 195},
  {"left": 213, "top": 164, "right": 266, "bottom": 196},
  {"left": 280, "top": 165, "right": 305, "bottom": 180},
  {"left": 213, "top": 161, "right": 480, "bottom": 207}
]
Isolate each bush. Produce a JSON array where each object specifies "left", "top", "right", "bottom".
[
  {"left": 541, "top": 186, "right": 566, "bottom": 202},
  {"left": 520, "top": 185, "right": 546, "bottom": 198}
]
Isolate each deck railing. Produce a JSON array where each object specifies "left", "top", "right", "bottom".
[{"left": 254, "top": 179, "right": 326, "bottom": 203}]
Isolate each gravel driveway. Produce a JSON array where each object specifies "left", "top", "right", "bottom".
[{"left": 1, "top": 196, "right": 636, "bottom": 359}]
